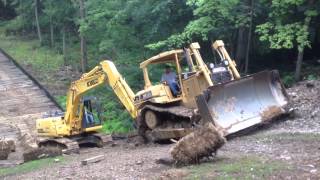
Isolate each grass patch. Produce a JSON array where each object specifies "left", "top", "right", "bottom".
[
  {"left": 184, "top": 156, "right": 290, "bottom": 179},
  {"left": 0, "top": 35, "right": 64, "bottom": 73},
  {"left": 55, "top": 95, "right": 67, "bottom": 110},
  {"left": 0, "top": 156, "right": 65, "bottom": 177}
]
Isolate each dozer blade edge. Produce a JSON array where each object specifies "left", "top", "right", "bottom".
[{"left": 196, "top": 70, "right": 289, "bottom": 135}]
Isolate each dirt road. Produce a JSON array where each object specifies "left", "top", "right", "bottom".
[{"left": 3, "top": 80, "right": 319, "bottom": 179}]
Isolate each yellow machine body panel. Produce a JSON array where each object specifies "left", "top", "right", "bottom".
[
  {"left": 134, "top": 84, "right": 181, "bottom": 106},
  {"left": 36, "top": 116, "right": 69, "bottom": 137}
]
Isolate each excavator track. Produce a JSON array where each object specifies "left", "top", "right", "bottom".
[
  {"left": 38, "top": 137, "right": 80, "bottom": 154},
  {"left": 38, "top": 133, "right": 113, "bottom": 154}
]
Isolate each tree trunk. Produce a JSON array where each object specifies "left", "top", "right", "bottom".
[
  {"left": 294, "top": 0, "right": 314, "bottom": 81},
  {"left": 244, "top": 0, "right": 254, "bottom": 74},
  {"left": 62, "top": 26, "right": 67, "bottom": 65},
  {"left": 295, "top": 48, "right": 304, "bottom": 81},
  {"left": 50, "top": 17, "right": 54, "bottom": 47},
  {"left": 79, "top": 0, "right": 87, "bottom": 72},
  {"left": 50, "top": 17, "right": 54, "bottom": 48},
  {"left": 235, "top": 27, "right": 246, "bottom": 68},
  {"left": 34, "top": 0, "right": 42, "bottom": 44}
]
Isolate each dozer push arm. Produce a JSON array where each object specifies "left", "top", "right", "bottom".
[
  {"left": 189, "top": 43, "right": 214, "bottom": 86},
  {"left": 212, "top": 40, "right": 240, "bottom": 80},
  {"left": 63, "top": 60, "right": 138, "bottom": 129}
]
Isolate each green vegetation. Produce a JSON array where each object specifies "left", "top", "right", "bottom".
[
  {"left": 0, "top": 156, "right": 65, "bottom": 177},
  {"left": 282, "top": 72, "right": 295, "bottom": 87},
  {"left": 55, "top": 95, "right": 67, "bottom": 110},
  {"left": 0, "top": 23, "right": 64, "bottom": 74},
  {"left": 185, "top": 156, "right": 290, "bottom": 179}
]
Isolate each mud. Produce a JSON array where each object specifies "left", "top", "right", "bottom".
[{"left": 260, "top": 105, "right": 284, "bottom": 122}]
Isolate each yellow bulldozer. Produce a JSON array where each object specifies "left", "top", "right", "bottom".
[{"left": 36, "top": 40, "right": 289, "bottom": 152}]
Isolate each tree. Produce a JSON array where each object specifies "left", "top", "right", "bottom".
[
  {"left": 244, "top": 0, "right": 254, "bottom": 74},
  {"left": 256, "top": 0, "right": 319, "bottom": 81},
  {"left": 79, "top": 0, "right": 87, "bottom": 72},
  {"left": 34, "top": 0, "right": 42, "bottom": 44},
  {"left": 147, "top": 0, "right": 260, "bottom": 73}
]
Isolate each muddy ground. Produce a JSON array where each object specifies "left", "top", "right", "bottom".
[{"left": 2, "top": 80, "right": 320, "bottom": 179}]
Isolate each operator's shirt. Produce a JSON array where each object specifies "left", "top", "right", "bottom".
[{"left": 161, "top": 72, "right": 177, "bottom": 84}]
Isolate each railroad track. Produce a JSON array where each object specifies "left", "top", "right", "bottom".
[{"left": 0, "top": 49, "right": 61, "bottom": 145}]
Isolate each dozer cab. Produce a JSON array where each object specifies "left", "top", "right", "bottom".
[{"left": 36, "top": 40, "right": 289, "bottom": 151}]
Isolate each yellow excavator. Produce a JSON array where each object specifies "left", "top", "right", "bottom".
[
  {"left": 36, "top": 61, "right": 137, "bottom": 152},
  {"left": 36, "top": 40, "right": 289, "bottom": 151}
]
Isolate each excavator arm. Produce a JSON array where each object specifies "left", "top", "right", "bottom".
[{"left": 65, "top": 60, "right": 137, "bottom": 133}]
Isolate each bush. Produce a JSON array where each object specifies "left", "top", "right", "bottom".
[
  {"left": 281, "top": 73, "right": 295, "bottom": 87},
  {"left": 306, "top": 74, "right": 318, "bottom": 80}
]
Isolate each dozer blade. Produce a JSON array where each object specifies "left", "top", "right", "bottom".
[{"left": 196, "top": 70, "right": 289, "bottom": 135}]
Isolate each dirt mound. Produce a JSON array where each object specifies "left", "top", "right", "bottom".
[{"left": 170, "top": 123, "right": 226, "bottom": 164}]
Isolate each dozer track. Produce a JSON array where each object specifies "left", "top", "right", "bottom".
[{"left": 139, "top": 105, "right": 200, "bottom": 141}]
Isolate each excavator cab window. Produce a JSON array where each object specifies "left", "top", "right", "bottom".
[{"left": 82, "top": 97, "right": 102, "bottom": 128}]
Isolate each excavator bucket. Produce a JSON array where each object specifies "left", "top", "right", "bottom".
[{"left": 196, "top": 70, "right": 289, "bottom": 135}]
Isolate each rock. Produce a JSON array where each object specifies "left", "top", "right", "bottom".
[
  {"left": 279, "top": 155, "right": 291, "bottom": 160},
  {"left": 310, "top": 169, "right": 317, "bottom": 174},
  {"left": 135, "top": 160, "right": 143, "bottom": 165},
  {"left": 0, "top": 139, "right": 15, "bottom": 160},
  {"left": 306, "top": 82, "right": 314, "bottom": 88},
  {"left": 81, "top": 155, "right": 104, "bottom": 165},
  {"left": 155, "top": 157, "right": 175, "bottom": 166},
  {"left": 54, "top": 158, "right": 60, "bottom": 163},
  {"left": 306, "top": 164, "right": 315, "bottom": 168}
]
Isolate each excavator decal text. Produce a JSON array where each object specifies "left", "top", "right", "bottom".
[{"left": 87, "top": 79, "right": 99, "bottom": 87}]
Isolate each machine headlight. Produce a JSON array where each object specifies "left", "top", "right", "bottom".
[
  {"left": 141, "top": 91, "right": 152, "bottom": 100},
  {"left": 223, "top": 60, "right": 229, "bottom": 66},
  {"left": 209, "top": 63, "right": 215, "bottom": 69},
  {"left": 135, "top": 91, "right": 153, "bottom": 102}
]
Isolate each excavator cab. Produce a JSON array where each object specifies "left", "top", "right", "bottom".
[{"left": 82, "top": 97, "right": 102, "bottom": 129}]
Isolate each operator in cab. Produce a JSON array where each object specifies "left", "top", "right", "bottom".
[{"left": 161, "top": 65, "right": 180, "bottom": 96}]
